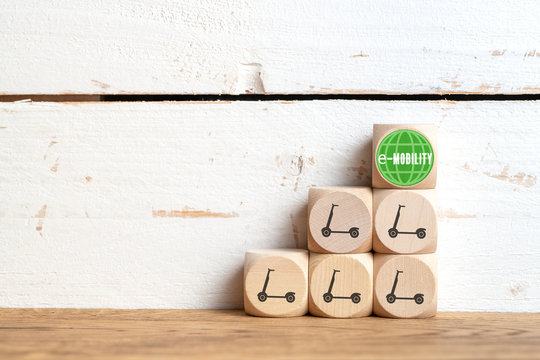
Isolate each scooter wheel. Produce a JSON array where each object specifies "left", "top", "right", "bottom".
[
  {"left": 351, "top": 293, "right": 361, "bottom": 304},
  {"left": 285, "top": 292, "right": 295, "bottom": 303},
  {"left": 257, "top": 292, "right": 267, "bottom": 302},
  {"left": 349, "top": 228, "right": 359, "bottom": 238},
  {"left": 386, "top": 294, "right": 396, "bottom": 304},
  {"left": 323, "top": 293, "right": 333, "bottom": 303},
  {"left": 416, "top": 229, "right": 426, "bottom": 239},
  {"left": 388, "top": 229, "right": 398, "bottom": 238},
  {"left": 414, "top": 294, "right": 424, "bottom": 304},
  {"left": 321, "top": 227, "right": 331, "bottom": 237}
]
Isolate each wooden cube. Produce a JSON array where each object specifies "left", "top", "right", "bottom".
[
  {"left": 309, "top": 253, "right": 373, "bottom": 318},
  {"left": 244, "top": 248, "right": 308, "bottom": 317},
  {"left": 308, "top": 186, "right": 372, "bottom": 254},
  {"left": 373, "top": 189, "right": 437, "bottom": 254},
  {"left": 373, "top": 253, "right": 437, "bottom": 318},
  {"left": 372, "top": 124, "right": 437, "bottom": 189}
]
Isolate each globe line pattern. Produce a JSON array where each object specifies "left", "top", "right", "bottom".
[{"left": 376, "top": 129, "right": 434, "bottom": 186}]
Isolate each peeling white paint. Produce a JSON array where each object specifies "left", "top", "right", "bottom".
[{"left": 1, "top": 1, "right": 540, "bottom": 94}]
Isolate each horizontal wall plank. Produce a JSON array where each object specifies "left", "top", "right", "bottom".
[
  {"left": 0, "top": 100, "right": 539, "bottom": 311},
  {"left": 2, "top": 1, "right": 540, "bottom": 95}
]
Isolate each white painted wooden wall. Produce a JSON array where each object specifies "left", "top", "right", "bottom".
[
  {"left": 2, "top": 0, "right": 540, "bottom": 95},
  {"left": 1, "top": 1, "right": 539, "bottom": 312}
]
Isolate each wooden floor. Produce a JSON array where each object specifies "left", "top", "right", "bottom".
[{"left": 0, "top": 310, "right": 538, "bottom": 359}]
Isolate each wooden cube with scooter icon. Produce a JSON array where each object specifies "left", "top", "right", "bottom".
[
  {"left": 308, "top": 186, "right": 372, "bottom": 254},
  {"left": 309, "top": 253, "right": 373, "bottom": 318},
  {"left": 244, "top": 248, "right": 308, "bottom": 317},
  {"left": 373, "top": 253, "right": 437, "bottom": 318},
  {"left": 373, "top": 189, "right": 437, "bottom": 254}
]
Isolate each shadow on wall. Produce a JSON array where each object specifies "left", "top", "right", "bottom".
[
  {"left": 222, "top": 262, "right": 244, "bottom": 309},
  {"left": 346, "top": 138, "right": 372, "bottom": 186},
  {"left": 290, "top": 203, "right": 308, "bottom": 249},
  {"left": 289, "top": 139, "right": 373, "bottom": 250},
  {"left": 232, "top": 140, "right": 373, "bottom": 309}
]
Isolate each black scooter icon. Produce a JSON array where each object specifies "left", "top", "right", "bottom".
[
  {"left": 322, "top": 269, "right": 361, "bottom": 304},
  {"left": 386, "top": 270, "right": 424, "bottom": 304},
  {"left": 257, "top": 268, "right": 295, "bottom": 303},
  {"left": 388, "top": 205, "right": 426, "bottom": 239},
  {"left": 321, "top": 204, "right": 359, "bottom": 238}
]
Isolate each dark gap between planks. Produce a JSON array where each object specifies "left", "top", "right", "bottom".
[
  {"left": 102, "top": 94, "right": 540, "bottom": 102},
  {"left": 1, "top": 94, "right": 540, "bottom": 102}
]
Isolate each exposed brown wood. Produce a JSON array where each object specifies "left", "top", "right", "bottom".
[
  {"left": 0, "top": 309, "right": 538, "bottom": 359},
  {"left": 0, "top": 95, "right": 101, "bottom": 102}
]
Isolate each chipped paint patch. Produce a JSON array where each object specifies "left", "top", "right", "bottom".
[
  {"left": 277, "top": 154, "right": 306, "bottom": 177},
  {"left": 508, "top": 282, "right": 529, "bottom": 297},
  {"left": 85, "top": 176, "right": 92, "bottom": 182},
  {"left": 462, "top": 163, "right": 536, "bottom": 188},
  {"left": 292, "top": 155, "right": 304, "bottom": 177},
  {"left": 484, "top": 166, "right": 536, "bottom": 188},
  {"left": 523, "top": 49, "right": 540, "bottom": 58},
  {"left": 475, "top": 83, "right": 501, "bottom": 93},
  {"left": 92, "top": 80, "right": 111, "bottom": 89},
  {"left": 44, "top": 139, "right": 58, "bottom": 160},
  {"left": 523, "top": 86, "right": 540, "bottom": 91},
  {"left": 293, "top": 177, "right": 300, "bottom": 192},
  {"left": 33, "top": 205, "right": 47, "bottom": 235},
  {"left": 438, "top": 208, "right": 476, "bottom": 219},
  {"left": 152, "top": 207, "right": 238, "bottom": 218},
  {"left": 235, "top": 63, "right": 265, "bottom": 94},
  {"left": 350, "top": 52, "right": 369, "bottom": 58},
  {"left": 491, "top": 50, "right": 506, "bottom": 56},
  {"left": 34, "top": 205, "right": 47, "bottom": 218},
  {"left": 441, "top": 79, "right": 463, "bottom": 90}
]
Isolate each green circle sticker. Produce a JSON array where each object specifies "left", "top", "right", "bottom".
[{"left": 376, "top": 129, "right": 434, "bottom": 186}]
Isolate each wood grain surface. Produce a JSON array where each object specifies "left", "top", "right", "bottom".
[
  {"left": 0, "top": 309, "right": 538, "bottom": 359},
  {"left": 2, "top": 1, "right": 540, "bottom": 94},
  {"left": 308, "top": 186, "right": 372, "bottom": 253},
  {"left": 309, "top": 253, "right": 373, "bottom": 318},
  {"left": 373, "top": 189, "right": 438, "bottom": 254},
  {"left": 373, "top": 254, "right": 438, "bottom": 319},
  {"left": 244, "top": 248, "right": 308, "bottom": 317},
  {"left": 0, "top": 100, "right": 539, "bottom": 311}
]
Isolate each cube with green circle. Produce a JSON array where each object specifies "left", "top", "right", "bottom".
[{"left": 373, "top": 125, "right": 437, "bottom": 189}]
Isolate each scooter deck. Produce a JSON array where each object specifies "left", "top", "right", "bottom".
[{"left": 394, "top": 296, "right": 418, "bottom": 300}]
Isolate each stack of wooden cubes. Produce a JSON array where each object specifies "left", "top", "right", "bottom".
[{"left": 244, "top": 124, "right": 437, "bottom": 318}]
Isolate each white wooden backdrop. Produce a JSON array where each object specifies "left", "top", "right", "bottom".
[
  {"left": 0, "top": 101, "right": 539, "bottom": 311},
  {"left": 2, "top": 0, "right": 540, "bottom": 95},
  {"left": 1, "top": 0, "right": 540, "bottom": 312}
]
